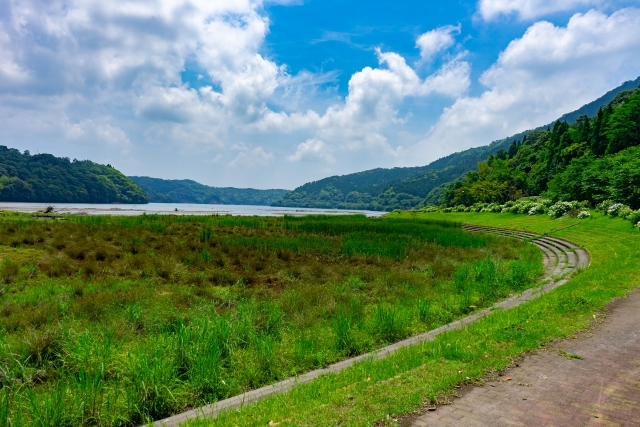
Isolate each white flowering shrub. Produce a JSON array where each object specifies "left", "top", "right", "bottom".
[
  {"left": 577, "top": 211, "right": 591, "bottom": 219},
  {"left": 469, "top": 203, "right": 486, "bottom": 212},
  {"left": 420, "top": 206, "right": 440, "bottom": 213},
  {"left": 619, "top": 207, "right": 633, "bottom": 219},
  {"left": 596, "top": 200, "right": 614, "bottom": 212},
  {"left": 548, "top": 201, "right": 578, "bottom": 218},
  {"left": 528, "top": 204, "right": 546, "bottom": 215},
  {"left": 637, "top": 221, "right": 640, "bottom": 230},
  {"left": 624, "top": 210, "right": 640, "bottom": 224},
  {"left": 607, "top": 203, "right": 628, "bottom": 217}
]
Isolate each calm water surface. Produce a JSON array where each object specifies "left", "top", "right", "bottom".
[{"left": 0, "top": 202, "right": 383, "bottom": 217}]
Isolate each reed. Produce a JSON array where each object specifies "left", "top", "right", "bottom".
[{"left": 0, "top": 213, "right": 541, "bottom": 426}]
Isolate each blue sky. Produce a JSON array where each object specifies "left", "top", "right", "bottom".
[{"left": 1, "top": 0, "right": 640, "bottom": 189}]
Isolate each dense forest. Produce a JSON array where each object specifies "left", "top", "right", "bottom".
[
  {"left": 130, "top": 176, "right": 288, "bottom": 206},
  {"left": 273, "top": 76, "right": 640, "bottom": 212},
  {"left": 441, "top": 88, "right": 640, "bottom": 209},
  {"left": 0, "top": 147, "right": 148, "bottom": 204}
]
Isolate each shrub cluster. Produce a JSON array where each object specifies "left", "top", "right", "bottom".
[
  {"left": 596, "top": 200, "right": 640, "bottom": 227},
  {"left": 420, "top": 197, "right": 640, "bottom": 229},
  {"left": 547, "top": 201, "right": 582, "bottom": 219}
]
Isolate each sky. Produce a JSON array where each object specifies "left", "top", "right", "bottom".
[{"left": 1, "top": 0, "right": 640, "bottom": 190}]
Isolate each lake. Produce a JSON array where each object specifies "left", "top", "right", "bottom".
[{"left": 0, "top": 202, "right": 384, "bottom": 217}]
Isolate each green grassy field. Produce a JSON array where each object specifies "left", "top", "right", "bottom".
[
  {"left": 183, "top": 210, "right": 639, "bottom": 427},
  {"left": 0, "top": 213, "right": 541, "bottom": 426}
]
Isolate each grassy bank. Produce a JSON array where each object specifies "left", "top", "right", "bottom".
[
  {"left": 184, "top": 211, "right": 639, "bottom": 427},
  {"left": 0, "top": 214, "right": 540, "bottom": 426}
]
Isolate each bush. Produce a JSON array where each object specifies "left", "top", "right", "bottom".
[
  {"left": 596, "top": 200, "right": 614, "bottom": 211},
  {"left": 606, "top": 203, "right": 629, "bottom": 217},
  {"left": 528, "top": 204, "right": 545, "bottom": 215},
  {"left": 627, "top": 210, "right": 640, "bottom": 225},
  {"left": 618, "top": 207, "right": 633, "bottom": 219},
  {"left": 548, "top": 201, "right": 579, "bottom": 219},
  {"left": 577, "top": 211, "right": 591, "bottom": 219}
]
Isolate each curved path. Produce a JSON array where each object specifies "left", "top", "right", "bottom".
[
  {"left": 408, "top": 254, "right": 640, "bottom": 425},
  {"left": 153, "top": 225, "right": 589, "bottom": 426}
]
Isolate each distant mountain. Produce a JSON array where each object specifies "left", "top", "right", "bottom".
[
  {"left": 0, "top": 146, "right": 148, "bottom": 204},
  {"left": 273, "top": 76, "right": 640, "bottom": 211},
  {"left": 130, "top": 176, "right": 289, "bottom": 206}
]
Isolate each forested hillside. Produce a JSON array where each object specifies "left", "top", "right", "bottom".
[
  {"left": 0, "top": 146, "right": 148, "bottom": 203},
  {"left": 273, "top": 76, "right": 640, "bottom": 211},
  {"left": 441, "top": 88, "right": 640, "bottom": 209},
  {"left": 129, "top": 176, "right": 288, "bottom": 206}
]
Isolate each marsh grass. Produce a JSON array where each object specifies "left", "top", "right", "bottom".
[
  {"left": 0, "top": 213, "right": 541, "bottom": 426},
  {"left": 175, "top": 212, "right": 640, "bottom": 427}
]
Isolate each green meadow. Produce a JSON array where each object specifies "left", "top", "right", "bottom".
[
  {"left": 0, "top": 213, "right": 541, "bottom": 426},
  {"left": 182, "top": 211, "right": 639, "bottom": 427}
]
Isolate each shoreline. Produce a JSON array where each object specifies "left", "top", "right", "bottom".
[{"left": 0, "top": 202, "right": 383, "bottom": 217}]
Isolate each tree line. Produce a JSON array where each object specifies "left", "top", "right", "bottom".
[
  {"left": 0, "top": 147, "right": 148, "bottom": 204},
  {"left": 441, "top": 88, "right": 640, "bottom": 209}
]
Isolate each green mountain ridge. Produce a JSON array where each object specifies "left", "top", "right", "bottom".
[
  {"left": 129, "top": 176, "right": 289, "bottom": 206},
  {"left": 0, "top": 146, "right": 148, "bottom": 204},
  {"left": 440, "top": 86, "right": 640, "bottom": 210},
  {"left": 273, "top": 76, "right": 640, "bottom": 211}
]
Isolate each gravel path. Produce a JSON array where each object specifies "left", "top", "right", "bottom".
[{"left": 408, "top": 285, "right": 640, "bottom": 427}]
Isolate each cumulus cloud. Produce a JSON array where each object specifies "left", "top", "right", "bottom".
[
  {"left": 204, "top": 154, "right": 223, "bottom": 164},
  {"left": 259, "top": 39, "right": 470, "bottom": 155},
  {"left": 65, "top": 119, "right": 131, "bottom": 152},
  {"left": 0, "top": 0, "right": 281, "bottom": 136},
  {"left": 416, "top": 25, "right": 461, "bottom": 62},
  {"left": 287, "top": 139, "right": 335, "bottom": 163},
  {"left": 229, "top": 144, "right": 275, "bottom": 168},
  {"left": 479, "top": 0, "right": 603, "bottom": 20},
  {"left": 407, "top": 7, "right": 640, "bottom": 163},
  {"left": 6, "top": 0, "right": 636, "bottom": 189}
]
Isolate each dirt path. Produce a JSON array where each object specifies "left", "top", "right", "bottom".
[{"left": 407, "top": 290, "right": 640, "bottom": 427}]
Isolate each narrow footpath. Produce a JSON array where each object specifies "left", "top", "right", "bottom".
[{"left": 407, "top": 290, "right": 640, "bottom": 427}]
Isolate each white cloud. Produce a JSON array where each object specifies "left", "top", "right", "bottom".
[
  {"left": 287, "top": 138, "right": 335, "bottom": 163},
  {"left": 407, "top": 8, "right": 640, "bottom": 164},
  {"left": 4, "top": 0, "right": 636, "bottom": 189},
  {"left": 205, "top": 154, "right": 223, "bottom": 164},
  {"left": 416, "top": 25, "right": 461, "bottom": 62},
  {"left": 479, "top": 0, "right": 603, "bottom": 20},
  {"left": 229, "top": 145, "right": 274, "bottom": 168},
  {"left": 0, "top": 0, "right": 474, "bottom": 186},
  {"left": 65, "top": 119, "right": 131, "bottom": 151},
  {"left": 258, "top": 40, "right": 470, "bottom": 155}
]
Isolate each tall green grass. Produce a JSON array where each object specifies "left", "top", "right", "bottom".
[
  {"left": 0, "top": 213, "right": 541, "bottom": 426},
  {"left": 180, "top": 212, "right": 638, "bottom": 427}
]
